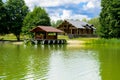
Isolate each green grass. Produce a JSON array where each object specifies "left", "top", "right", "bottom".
[
  {"left": 0, "top": 34, "right": 16, "bottom": 40},
  {"left": 85, "top": 38, "right": 120, "bottom": 44},
  {"left": 0, "top": 34, "right": 26, "bottom": 40},
  {"left": 58, "top": 35, "right": 120, "bottom": 44},
  {"left": 58, "top": 35, "right": 97, "bottom": 40},
  {"left": 58, "top": 35, "right": 69, "bottom": 40},
  {"left": 1, "top": 34, "right": 120, "bottom": 45}
]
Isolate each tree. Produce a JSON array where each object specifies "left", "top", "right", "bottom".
[
  {"left": 109, "top": 1, "right": 120, "bottom": 38},
  {"left": 0, "top": 0, "right": 8, "bottom": 35},
  {"left": 88, "top": 17, "right": 101, "bottom": 35},
  {"left": 99, "top": 0, "right": 120, "bottom": 38},
  {"left": 0, "top": 0, "right": 3, "bottom": 20},
  {"left": 82, "top": 18, "right": 88, "bottom": 22},
  {"left": 5, "top": 0, "right": 29, "bottom": 41},
  {"left": 22, "top": 7, "right": 51, "bottom": 35},
  {"left": 0, "top": 0, "right": 4, "bottom": 34},
  {"left": 51, "top": 20, "right": 63, "bottom": 27}
]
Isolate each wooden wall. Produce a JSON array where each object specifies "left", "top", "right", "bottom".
[
  {"left": 57, "top": 21, "right": 93, "bottom": 35},
  {"left": 35, "top": 32, "right": 57, "bottom": 39}
]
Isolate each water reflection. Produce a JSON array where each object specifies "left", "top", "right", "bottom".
[
  {"left": 98, "top": 45, "right": 120, "bottom": 80},
  {"left": 0, "top": 44, "right": 50, "bottom": 80},
  {"left": 0, "top": 44, "right": 120, "bottom": 80},
  {"left": 48, "top": 48, "right": 101, "bottom": 80}
]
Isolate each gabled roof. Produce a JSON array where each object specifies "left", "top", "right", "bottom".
[
  {"left": 31, "top": 26, "right": 63, "bottom": 33},
  {"left": 64, "top": 20, "right": 95, "bottom": 29}
]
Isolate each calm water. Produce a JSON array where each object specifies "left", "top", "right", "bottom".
[{"left": 0, "top": 43, "right": 120, "bottom": 80}]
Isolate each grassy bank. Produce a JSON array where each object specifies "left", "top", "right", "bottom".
[
  {"left": 58, "top": 35, "right": 120, "bottom": 45},
  {"left": 86, "top": 38, "right": 120, "bottom": 44},
  {"left": 0, "top": 34, "right": 29, "bottom": 41},
  {"left": 1, "top": 34, "right": 120, "bottom": 45},
  {"left": 58, "top": 35, "right": 98, "bottom": 43}
]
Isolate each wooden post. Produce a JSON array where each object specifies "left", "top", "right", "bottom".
[
  {"left": 56, "top": 33, "right": 58, "bottom": 39},
  {"left": 70, "top": 26, "right": 72, "bottom": 34},
  {"left": 78, "top": 29, "right": 79, "bottom": 35},
  {"left": 35, "top": 32, "right": 37, "bottom": 39},
  {"left": 71, "top": 29, "right": 72, "bottom": 34},
  {"left": 76, "top": 29, "right": 78, "bottom": 35},
  {"left": 45, "top": 32, "right": 47, "bottom": 39},
  {"left": 77, "top": 29, "right": 79, "bottom": 35},
  {"left": 67, "top": 24, "right": 68, "bottom": 34}
]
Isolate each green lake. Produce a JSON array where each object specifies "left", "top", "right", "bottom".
[{"left": 0, "top": 43, "right": 120, "bottom": 80}]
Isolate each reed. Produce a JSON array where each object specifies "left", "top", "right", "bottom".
[{"left": 86, "top": 38, "right": 120, "bottom": 44}]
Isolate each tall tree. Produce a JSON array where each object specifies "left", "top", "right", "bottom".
[
  {"left": 22, "top": 7, "right": 51, "bottom": 35},
  {"left": 0, "top": 0, "right": 8, "bottom": 35},
  {"left": 109, "top": 1, "right": 120, "bottom": 38},
  {"left": 5, "top": 0, "right": 29, "bottom": 41},
  {"left": 0, "top": 0, "right": 3, "bottom": 19},
  {"left": 99, "top": 0, "right": 120, "bottom": 38},
  {"left": 0, "top": 0, "right": 4, "bottom": 34}
]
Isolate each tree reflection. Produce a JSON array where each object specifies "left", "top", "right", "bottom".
[{"left": 97, "top": 45, "right": 120, "bottom": 80}]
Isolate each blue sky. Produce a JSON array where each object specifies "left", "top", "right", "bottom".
[{"left": 3, "top": 0, "right": 101, "bottom": 21}]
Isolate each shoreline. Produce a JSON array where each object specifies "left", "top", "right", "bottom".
[
  {"left": 67, "top": 40, "right": 85, "bottom": 44},
  {"left": 0, "top": 40, "right": 24, "bottom": 45},
  {"left": 0, "top": 40, "right": 85, "bottom": 45}
]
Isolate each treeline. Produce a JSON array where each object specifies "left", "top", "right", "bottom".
[
  {"left": 0, "top": 0, "right": 50, "bottom": 41},
  {"left": 1, "top": 0, "right": 120, "bottom": 40}
]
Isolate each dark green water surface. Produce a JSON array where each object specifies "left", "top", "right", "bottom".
[{"left": 0, "top": 43, "right": 120, "bottom": 80}]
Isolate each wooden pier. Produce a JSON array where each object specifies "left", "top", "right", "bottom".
[
  {"left": 29, "top": 26, "right": 66, "bottom": 45},
  {"left": 31, "top": 39, "right": 67, "bottom": 45}
]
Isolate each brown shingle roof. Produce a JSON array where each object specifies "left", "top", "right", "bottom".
[{"left": 31, "top": 26, "right": 63, "bottom": 33}]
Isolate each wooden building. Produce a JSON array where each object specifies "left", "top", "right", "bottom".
[
  {"left": 57, "top": 20, "right": 96, "bottom": 36},
  {"left": 30, "top": 26, "right": 63, "bottom": 39}
]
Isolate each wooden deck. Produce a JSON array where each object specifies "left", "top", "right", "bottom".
[{"left": 31, "top": 39, "right": 67, "bottom": 45}]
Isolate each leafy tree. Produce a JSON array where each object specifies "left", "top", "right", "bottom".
[
  {"left": 0, "top": 0, "right": 4, "bottom": 34},
  {"left": 99, "top": 0, "right": 120, "bottom": 38},
  {"left": 88, "top": 18, "right": 99, "bottom": 28},
  {"left": 5, "top": 0, "right": 29, "bottom": 41},
  {"left": 51, "top": 21, "right": 56, "bottom": 27},
  {"left": 109, "top": 1, "right": 120, "bottom": 38},
  {"left": 82, "top": 18, "right": 88, "bottom": 22},
  {"left": 22, "top": 7, "right": 51, "bottom": 35},
  {"left": 0, "top": 0, "right": 3, "bottom": 20},
  {"left": 0, "top": 0, "right": 8, "bottom": 35},
  {"left": 51, "top": 20, "right": 63, "bottom": 27},
  {"left": 88, "top": 17, "right": 101, "bottom": 35}
]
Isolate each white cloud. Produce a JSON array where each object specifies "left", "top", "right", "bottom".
[
  {"left": 25, "top": 0, "right": 91, "bottom": 10},
  {"left": 3, "top": 0, "right": 100, "bottom": 21},
  {"left": 86, "top": 1, "right": 95, "bottom": 8},
  {"left": 70, "top": 14, "right": 91, "bottom": 20},
  {"left": 24, "top": 0, "right": 100, "bottom": 21},
  {"left": 50, "top": 9, "right": 90, "bottom": 21},
  {"left": 61, "top": 10, "right": 72, "bottom": 19},
  {"left": 83, "top": 0, "right": 101, "bottom": 10}
]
